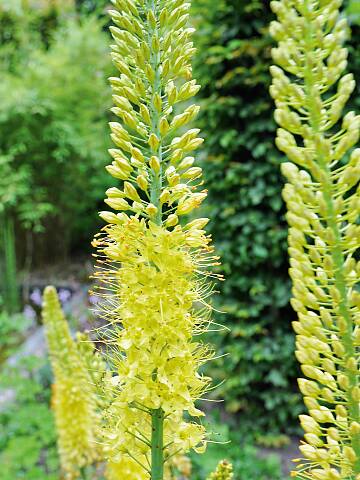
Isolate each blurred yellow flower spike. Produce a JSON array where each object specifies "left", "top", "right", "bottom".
[
  {"left": 42, "top": 287, "right": 101, "bottom": 479},
  {"left": 92, "top": 0, "right": 224, "bottom": 478},
  {"left": 270, "top": 0, "right": 360, "bottom": 478},
  {"left": 207, "top": 460, "right": 234, "bottom": 480}
]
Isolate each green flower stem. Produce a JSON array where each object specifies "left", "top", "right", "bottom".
[
  {"left": 317, "top": 157, "right": 360, "bottom": 471},
  {"left": 303, "top": 1, "right": 360, "bottom": 470},
  {"left": 148, "top": 0, "right": 163, "bottom": 226},
  {"left": 151, "top": 408, "right": 164, "bottom": 480},
  {"left": 147, "top": 1, "right": 164, "bottom": 477},
  {"left": 320, "top": 173, "right": 360, "bottom": 471}
]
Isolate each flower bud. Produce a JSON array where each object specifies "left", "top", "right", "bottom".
[
  {"left": 170, "top": 149, "right": 184, "bottom": 163},
  {"left": 159, "top": 117, "right": 170, "bottom": 136},
  {"left": 124, "top": 181, "right": 141, "bottom": 202},
  {"left": 160, "top": 189, "right": 170, "bottom": 204},
  {"left": 105, "top": 198, "right": 130, "bottom": 210},
  {"left": 136, "top": 175, "right": 148, "bottom": 191},
  {"left": 131, "top": 147, "right": 145, "bottom": 163},
  {"left": 110, "top": 134, "right": 132, "bottom": 152},
  {"left": 153, "top": 93, "right": 162, "bottom": 112},
  {"left": 165, "top": 214, "right": 179, "bottom": 227},
  {"left": 166, "top": 81, "right": 177, "bottom": 105},
  {"left": 304, "top": 433, "right": 323, "bottom": 447},
  {"left": 148, "top": 133, "right": 160, "bottom": 151},
  {"left": 310, "top": 408, "right": 334, "bottom": 423},
  {"left": 140, "top": 104, "right": 151, "bottom": 125},
  {"left": 178, "top": 156, "right": 195, "bottom": 170},
  {"left": 149, "top": 156, "right": 161, "bottom": 172},
  {"left": 99, "top": 211, "right": 122, "bottom": 224},
  {"left": 344, "top": 446, "right": 357, "bottom": 464},
  {"left": 106, "top": 187, "right": 125, "bottom": 198},
  {"left": 122, "top": 111, "right": 138, "bottom": 130},
  {"left": 182, "top": 167, "right": 202, "bottom": 180},
  {"left": 146, "top": 203, "right": 158, "bottom": 217},
  {"left": 178, "top": 80, "right": 201, "bottom": 101},
  {"left": 106, "top": 163, "right": 131, "bottom": 180}
]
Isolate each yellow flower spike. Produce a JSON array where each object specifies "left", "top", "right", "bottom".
[
  {"left": 270, "top": 1, "right": 360, "bottom": 478},
  {"left": 42, "top": 287, "right": 100, "bottom": 479},
  {"left": 207, "top": 460, "right": 234, "bottom": 480},
  {"left": 93, "top": 0, "right": 222, "bottom": 479}
]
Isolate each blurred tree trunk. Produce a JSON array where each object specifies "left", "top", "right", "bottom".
[{"left": 1, "top": 211, "right": 20, "bottom": 313}]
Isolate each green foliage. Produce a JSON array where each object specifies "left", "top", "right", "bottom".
[
  {"left": 0, "top": 311, "right": 31, "bottom": 362},
  {"left": 0, "top": 356, "right": 59, "bottom": 480},
  {"left": 192, "top": 0, "right": 300, "bottom": 435},
  {"left": 348, "top": 0, "right": 360, "bottom": 24},
  {"left": 192, "top": 0, "right": 360, "bottom": 435},
  {"left": 0, "top": 6, "right": 112, "bottom": 260},
  {"left": 0, "top": 357, "right": 285, "bottom": 480}
]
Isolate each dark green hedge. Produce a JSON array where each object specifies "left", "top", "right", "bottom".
[{"left": 193, "top": 0, "right": 360, "bottom": 436}]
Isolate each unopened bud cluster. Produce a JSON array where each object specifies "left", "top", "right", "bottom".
[
  {"left": 270, "top": 1, "right": 360, "bottom": 479},
  {"left": 99, "top": 0, "right": 207, "bottom": 228},
  {"left": 93, "top": 0, "right": 221, "bottom": 474}
]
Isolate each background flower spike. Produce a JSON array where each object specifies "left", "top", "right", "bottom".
[
  {"left": 42, "top": 286, "right": 101, "bottom": 479},
  {"left": 270, "top": 1, "right": 360, "bottom": 478}
]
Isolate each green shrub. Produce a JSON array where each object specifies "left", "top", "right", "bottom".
[
  {"left": 348, "top": 0, "right": 360, "bottom": 23},
  {"left": 0, "top": 311, "right": 31, "bottom": 362},
  {"left": 192, "top": 0, "right": 300, "bottom": 436},
  {"left": 0, "top": 356, "right": 59, "bottom": 480},
  {"left": 0, "top": 7, "right": 112, "bottom": 263},
  {"left": 192, "top": 0, "right": 360, "bottom": 436}
]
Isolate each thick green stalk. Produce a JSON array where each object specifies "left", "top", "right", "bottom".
[
  {"left": 2, "top": 211, "right": 19, "bottom": 314},
  {"left": 151, "top": 409, "right": 164, "bottom": 480},
  {"left": 319, "top": 166, "right": 360, "bottom": 470},
  {"left": 148, "top": 0, "right": 163, "bottom": 226},
  {"left": 147, "top": 0, "right": 164, "bottom": 477}
]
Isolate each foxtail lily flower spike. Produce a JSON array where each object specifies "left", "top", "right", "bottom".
[
  {"left": 42, "top": 287, "right": 101, "bottom": 479},
  {"left": 270, "top": 1, "right": 360, "bottom": 479},
  {"left": 92, "top": 0, "right": 222, "bottom": 478}
]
